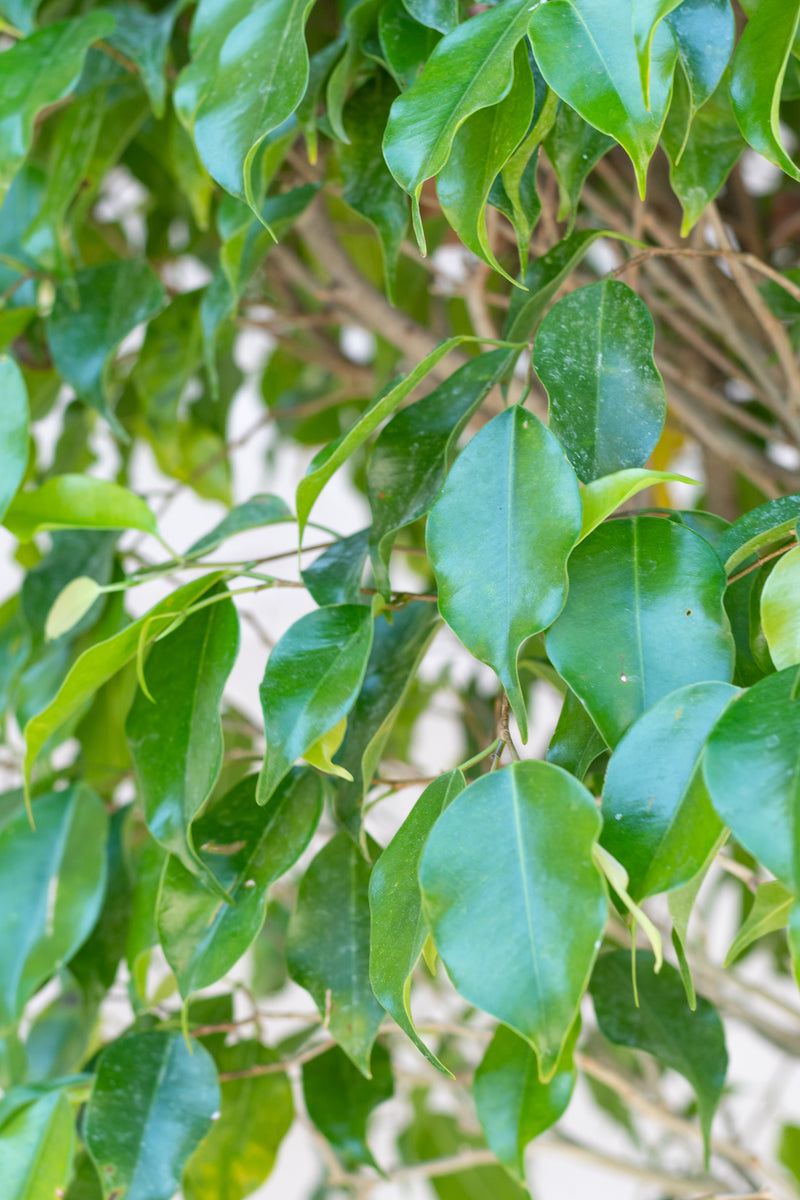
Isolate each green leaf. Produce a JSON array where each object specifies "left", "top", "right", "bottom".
[
  {"left": 704, "top": 668, "right": 800, "bottom": 891},
  {"left": 591, "top": 950, "right": 727, "bottom": 1161},
  {"left": 0, "top": 785, "right": 108, "bottom": 1031},
  {"left": 632, "top": 0, "right": 683, "bottom": 107},
  {"left": 400, "top": 0, "right": 457, "bottom": 34},
  {"left": 44, "top": 578, "right": 103, "bottom": 643},
  {"left": 600, "top": 681, "right": 737, "bottom": 899},
  {"left": 529, "top": 0, "right": 678, "bottom": 196},
  {"left": 473, "top": 1021, "right": 578, "bottom": 1179},
  {"left": 185, "top": 493, "right": 293, "bottom": 558},
  {"left": 427, "top": 406, "right": 582, "bottom": 741},
  {"left": 399, "top": 1102, "right": 528, "bottom": 1200},
  {"left": 547, "top": 517, "right": 734, "bottom": 746},
  {"left": 286, "top": 832, "right": 385, "bottom": 1074},
  {"left": 0, "top": 13, "right": 115, "bottom": 202},
  {"left": 23, "top": 574, "right": 222, "bottom": 798},
  {"left": 379, "top": 0, "right": 441, "bottom": 90},
  {"left": 436, "top": 40, "right": 534, "bottom": 280},
  {"left": 547, "top": 688, "right": 606, "bottom": 780},
  {"left": 24, "top": 973, "right": 97, "bottom": 1082},
  {"left": 1, "top": 1090, "right": 75, "bottom": 1200},
  {"left": 183, "top": 1040, "right": 293, "bottom": 1200},
  {"left": 125, "top": 838, "right": 167, "bottom": 1004},
  {"left": 85, "top": 1031, "right": 220, "bottom": 1200},
  {"left": 188, "top": 0, "right": 315, "bottom": 212},
  {"left": 666, "top": 0, "right": 735, "bottom": 121},
  {"left": 340, "top": 75, "right": 408, "bottom": 302},
  {"left": 369, "top": 770, "right": 465, "bottom": 1071},
  {"left": 302, "top": 1042, "right": 393, "bottom": 1170},
  {"left": 69, "top": 807, "right": 132, "bottom": 995},
  {"left": 761, "top": 545, "right": 800, "bottom": 668},
  {"left": 104, "top": 0, "right": 187, "bottom": 119},
  {"left": 302, "top": 528, "right": 370, "bottom": 606},
  {"left": 367, "top": 349, "right": 511, "bottom": 595},
  {"left": 157, "top": 770, "right": 322, "bottom": 997},
  {"left": 419, "top": 760, "right": 607, "bottom": 1080},
  {"left": 46, "top": 261, "right": 165, "bottom": 432},
  {"left": 579, "top": 468, "right": 699, "bottom": 541},
  {"left": 543, "top": 103, "right": 614, "bottom": 226},
  {"left": 533, "top": 281, "right": 666, "bottom": 483},
  {"left": 730, "top": 0, "right": 800, "bottom": 182},
  {"left": 4, "top": 475, "right": 157, "bottom": 543},
  {"left": 724, "top": 879, "right": 794, "bottom": 966},
  {"left": 382, "top": 0, "right": 536, "bottom": 249},
  {"left": 127, "top": 585, "right": 239, "bottom": 881},
  {"left": 0, "top": 357, "right": 29, "bottom": 524},
  {"left": 257, "top": 604, "right": 374, "bottom": 805},
  {"left": 718, "top": 494, "right": 800, "bottom": 575}
]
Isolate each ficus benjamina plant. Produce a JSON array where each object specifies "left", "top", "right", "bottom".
[{"left": 4, "top": 0, "right": 800, "bottom": 1196}]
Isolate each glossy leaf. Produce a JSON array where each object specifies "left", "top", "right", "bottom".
[
  {"left": 547, "top": 688, "right": 606, "bottom": 780},
  {"left": 666, "top": 0, "right": 734, "bottom": 119},
  {"left": 473, "top": 1022, "right": 577, "bottom": 1179},
  {"left": 127, "top": 586, "right": 239, "bottom": 880},
  {"left": 419, "top": 760, "right": 607, "bottom": 1079},
  {"left": 0, "top": 785, "right": 107, "bottom": 1031},
  {"left": 0, "top": 356, "right": 28, "bottom": 524},
  {"left": 0, "top": 14, "right": 115, "bottom": 202},
  {"left": 543, "top": 104, "right": 614, "bottom": 226},
  {"left": 401, "top": 0, "right": 456, "bottom": 34},
  {"left": 369, "top": 770, "right": 465, "bottom": 1070},
  {"left": 601, "top": 681, "right": 737, "bottom": 899},
  {"left": 591, "top": 951, "right": 727, "bottom": 1159},
  {"left": 23, "top": 574, "right": 221, "bottom": 797},
  {"left": 1, "top": 1090, "right": 75, "bottom": 1200},
  {"left": 547, "top": 517, "right": 734, "bottom": 746},
  {"left": 730, "top": 0, "right": 800, "bottom": 182},
  {"left": 302, "top": 1042, "right": 393, "bottom": 1170},
  {"left": 302, "top": 528, "right": 370, "bottom": 607},
  {"left": 5, "top": 476, "right": 156, "bottom": 545},
  {"left": 761, "top": 546, "right": 800, "bottom": 668},
  {"left": 534, "top": 281, "right": 666, "bottom": 483},
  {"left": 382, "top": 0, "right": 536, "bottom": 248},
  {"left": 85, "top": 1031, "right": 220, "bottom": 1200},
  {"left": 157, "top": 771, "right": 322, "bottom": 997},
  {"left": 427, "top": 406, "right": 582, "bottom": 741},
  {"left": 579, "top": 468, "right": 698, "bottom": 540},
  {"left": 44, "top": 577, "right": 103, "bottom": 643},
  {"left": 529, "top": 0, "right": 678, "bottom": 196},
  {"left": 104, "top": 0, "right": 186, "bottom": 119},
  {"left": 633, "top": 0, "right": 682, "bottom": 106},
  {"left": 183, "top": 1040, "right": 293, "bottom": 1200},
  {"left": 257, "top": 604, "right": 373, "bottom": 805},
  {"left": 379, "top": 0, "right": 440, "bottom": 89},
  {"left": 704, "top": 669, "right": 800, "bottom": 890},
  {"left": 185, "top": 493, "right": 293, "bottom": 558},
  {"left": 718, "top": 494, "right": 800, "bottom": 575},
  {"left": 724, "top": 880, "right": 793, "bottom": 966},
  {"left": 286, "top": 832, "right": 385, "bottom": 1074},
  {"left": 367, "top": 349, "right": 511, "bottom": 594}
]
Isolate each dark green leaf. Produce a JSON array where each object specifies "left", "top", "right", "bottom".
[
  {"left": 105, "top": 0, "right": 186, "bottom": 118},
  {"left": 401, "top": 0, "right": 457, "bottom": 34},
  {"left": 730, "top": 0, "right": 800, "bottom": 182},
  {"left": 302, "top": 528, "right": 370, "bottom": 607},
  {"left": 303, "top": 1042, "right": 393, "bottom": 1170},
  {"left": 544, "top": 104, "right": 614, "bottom": 226},
  {"left": 379, "top": 0, "right": 440, "bottom": 89},
  {"left": 185, "top": 494, "right": 293, "bottom": 558},
  {"left": 69, "top": 807, "right": 131, "bottom": 996},
  {"left": 0, "top": 356, "right": 28, "bottom": 524},
  {"left": 547, "top": 688, "right": 606, "bottom": 780}
]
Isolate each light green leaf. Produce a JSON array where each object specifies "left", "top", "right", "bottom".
[
  {"left": 400, "top": 0, "right": 456, "bottom": 34},
  {"left": 529, "top": 0, "right": 678, "bottom": 196},
  {"left": 185, "top": 493, "right": 293, "bottom": 558},
  {"left": 0, "top": 13, "right": 115, "bottom": 203},
  {"left": 183, "top": 1040, "right": 293, "bottom": 1200},
  {"left": 1, "top": 1090, "right": 75, "bottom": 1200},
  {"left": 382, "top": 0, "right": 536, "bottom": 249},
  {"left": 302, "top": 1042, "right": 392, "bottom": 1170},
  {"left": 0, "top": 356, "right": 28, "bottom": 525},
  {"left": 533, "top": 281, "right": 666, "bottom": 483},
  {"left": 580, "top": 468, "right": 699, "bottom": 540},
  {"left": 718, "top": 494, "right": 800, "bottom": 575},
  {"left": 4, "top": 475, "right": 157, "bottom": 543},
  {"left": 287, "top": 832, "right": 385, "bottom": 1074},
  {"left": 257, "top": 604, "right": 374, "bottom": 805},
  {"left": 724, "top": 880, "right": 794, "bottom": 966},
  {"left": 157, "top": 771, "right": 322, "bottom": 997},
  {"left": 592, "top": 845, "right": 663, "bottom": 967},
  {"left": 85, "top": 1032, "right": 220, "bottom": 1200},
  {"left": 591, "top": 950, "right": 727, "bottom": 1161},
  {"left": 0, "top": 785, "right": 108, "bottom": 1031},
  {"left": 730, "top": 0, "right": 800, "bottom": 182},
  {"left": 601, "top": 681, "right": 737, "bottom": 899},
  {"left": 44, "top": 577, "right": 103, "bottom": 643},
  {"left": 303, "top": 717, "right": 352, "bottom": 779},
  {"left": 419, "top": 760, "right": 607, "bottom": 1080},
  {"left": 127, "top": 585, "right": 239, "bottom": 882},
  {"left": 369, "top": 770, "right": 465, "bottom": 1072},
  {"left": 633, "top": 0, "right": 683, "bottom": 107},
  {"left": 547, "top": 517, "right": 734, "bottom": 746},
  {"left": 761, "top": 545, "right": 800, "bottom": 668},
  {"left": 427, "top": 406, "right": 582, "bottom": 742}
]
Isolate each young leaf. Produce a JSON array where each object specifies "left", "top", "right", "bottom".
[
  {"left": 2, "top": 1090, "right": 75, "bottom": 1200},
  {"left": 302, "top": 1042, "right": 393, "bottom": 1171},
  {"left": 0, "top": 785, "right": 108, "bottom": 1030},
  {"left": 718, "top": 494, "right": 800, "bottom": 575},
  {"left": 579, "top": 468, "right": 699, "bottom": 541},
  {"left": 257, "top": 604, "right": 374, "bottom": 805},
  {"left": 85, "top": 1032, "right": 220, "bottom": 1200},
  {"left": 730, "top": 0, "right": 800, "bottom": 183},
  {"left": 0, "top": 357, "right": 28, "bottom": 525},
  {"left": 533, "top": 281, "right": 666, "bottom": 483},
  {"left": 369, "top": 770, "right": 466, "bottom": 1071},
  {"left": 44, "top": 577, "right": 103, "bottom": 643},
  {"left": 601, "top": 681, "right": 737, "bottom": 900},
  {"left": 185, "top": 493, "right": 293, "bottom": 558},
  {"left": 4, "top": 476, "right": 158, "bottom": 543},
  {"left": 547, "top": 517, "right": 734, "bottom": 746},
  {"left": 761, "top": 545, "right": 800, "bottom": 669},
  {"left": 632, "top": 0, "right": 682, "bottom": 107},
  {"left": 724, "top": 880, "right": 794, "bottom": 967},
  {"left": 427, "top": 406, "right": 582, "bottom": 742},
  {"left": 286, "top": 832, "right": 385, "bottom": 1075},
  {"left": 591, "top": 950, "right": 727, "bottom": 1161},
  {"left": 419, "top": 760, "right": 607, "bottom": 1080},
  {"left": 126, "top": 585, "right": 240, "bottom": 881},
  {"left": 157, "top": 771, "right": 322, "bottom": 997}
]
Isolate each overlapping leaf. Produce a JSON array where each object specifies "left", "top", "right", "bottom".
[{"left": 730, "top": 0, "right": 800, "bottom": 182}]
